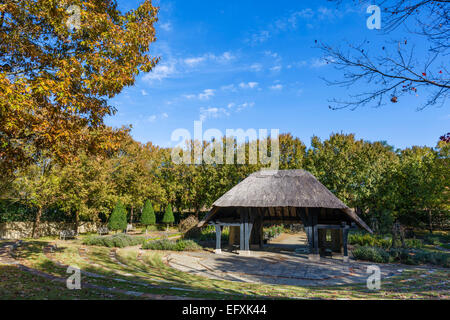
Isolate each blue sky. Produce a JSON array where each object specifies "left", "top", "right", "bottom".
[{"left": 106, "top": 0, "right": 449, "bottom": 149}]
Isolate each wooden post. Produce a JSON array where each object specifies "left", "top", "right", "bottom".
[
  {"left": 342, "top": 224, "right": 349, "bottom": 262},
  {"left": 239, "top": 209, "right": 245, "bottom": 252},
  {"left": 215, "top": 225, "right": 222, "bottom": 254},
  {"left": 239, "top": 208, "right": 250, "bottom": 255},
  {"left": 313, "top": 211, "right": 319, "bottom": 255}
]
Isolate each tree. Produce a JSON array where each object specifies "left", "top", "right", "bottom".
[
  {"left": 59, "top": 151, "right": 116, "bottom": 233},
  {"left": 108, "top": 201, "right": 127, "bottom": 233},
  {"left": 141, "top": 200, "right": 156, "bottom": 234},
  {"left": 0, "top": 0, "right": 159, "bottom": 174},
  {"left": 162, "top": 204, "right": 174, "bottom": 231},
  {"left": 12, "top": 154, "right": 61, "bottom": 238},
  {"left": 318, "top": 0, "right": 449, "bottom": 109}
]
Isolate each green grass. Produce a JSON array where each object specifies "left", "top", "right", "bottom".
[{"left": 4, "top": 239, "right": 449, "bottom": 300}]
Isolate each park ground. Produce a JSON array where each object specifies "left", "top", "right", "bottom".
[{"left": 0, "top": 229, "right": 449, "bottom": 300}]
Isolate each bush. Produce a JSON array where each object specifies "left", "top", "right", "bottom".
[
  {"left": 351, "top": 246, "right": 390, "bottom": 263},
  {"left": 348, "top": 232, "right": 392, "bottom": 249},
  {"left": 108, "top": 201, "right": 127, "bottom": 232},
  {"left": 82, "top": 234, "right": 146, "bottom": 248},
  {"left": 141, "top": 200, "right": 156, "bottom": 231},
  {"left": 263, "top": 225, "right": 284, "bottom": 240},
  {"left": 424, "top": 235, "right": 442, "bottom": 246},
  {"left": 142, "top": 239, "right": 201, "bottom": 251},
  {"left": 351, "top": 245, "right": 450, "bottom": 268},
  {"left": 162, "top": 204, "right": 175, "bottom": 228}
]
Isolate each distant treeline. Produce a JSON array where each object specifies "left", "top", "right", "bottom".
[{"left": 1, "top": 132, "right": 448, "bottom": 235}]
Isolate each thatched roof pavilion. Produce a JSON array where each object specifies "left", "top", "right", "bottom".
[{"left": 198, "top": 170, "right": 372, "bottom": 259}]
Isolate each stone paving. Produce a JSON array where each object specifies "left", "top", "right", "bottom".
[{"left": 164, "top": 250, "right": 405, "bottom": 286}]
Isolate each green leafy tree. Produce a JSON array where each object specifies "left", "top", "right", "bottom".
[
  {"left": 108, "top": 201, "right": 127, "bottom": 233},
  {"left": 141, "top": 200, "right": 156, "bottom": 234},
  {"left": 162, "top": 204, "right": 174, "bottom": 231}
]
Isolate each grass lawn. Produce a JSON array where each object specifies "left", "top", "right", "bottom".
[{"left": 1, "top": 239, "right": 448, "bottom": 300}]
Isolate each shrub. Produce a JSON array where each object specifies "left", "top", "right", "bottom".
[
  {"left": 348, "top": 232, "right": 391, "bottom": 249},
  {"left": 351, "top": 246, "right": 390, "bottom": 263},
  {"left": 263, "top": 225, "right": 284, "bottom": 240},
  {"left": 142, "top": 239, "right": 201, "bottom": 251},
  {"left": 424, "top": 235, "right": 442, "bottom": 246},
  {"left": 186, "top": 225, "right": 230, "bottom": 241},
  {"left": 352, "top": 245, "right": 450, "bottom": 268},
  {"left": 141, "top": 200, "right": 156, "bottom": 232},
  {"left": 162, "top": 204, "right": 175, "bottom": 229},
  {"left": 82, "top": 234, "right": 146, "bottom": 248},
  {"left": 108, "top": 201, "right": 127, "bottom": 232}
]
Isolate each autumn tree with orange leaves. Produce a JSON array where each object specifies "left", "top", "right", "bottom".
[{"left": 0, "top": 0, "right": 159, "bottom": 178}]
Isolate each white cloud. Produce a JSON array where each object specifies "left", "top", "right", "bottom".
[
  {"left": 183, "top": 52, "right": 235, "bottom": 68},
  {"left": 148, "top": 115, "right": 157, "bottom": 122},
  {"left": 159, "top": 22, "right": 172, "bottom": 32},
  {"left": 199, "top": 107, "right": 229, "bottom": 121},
  {"left": 221, "top": 84, "right": 237, "bottom": 92},
  {"left": 143, "top": 61, "right": 176, "bottom": 81},
  {"left": 310, "top": 57, "right": 334, "bottom": 68},
  {"left": 249, "top": 30, "right": 270, "bottom": 45},
  {"left": 270, "top": 65, "right": 282, "bottom": 72},
  {"left": 184, "top": 56, "right": 206, "bottom": 67},
  {"left": 235, "top": 102, "right": 255, "bottom": 111},
  {"left": 239, "top": 82, "right": 259, "bottom": 89},
  {"left": 198, "top": 89, "right": 215, "bottom": 100},
  {"left": 185, "top": 89, "right": 215, "bottom": 101},
  {"left": 141, "top": 89, "right": 148, "bottom": 96},
  {"left": 249, "top": 63, "right": 263, "bottom": 72},
  {"left": 161, "top": 112, "right": 169, "bottom": 119},
  {"left": 270, "top": 84, "right": 283, "bottom": 90}
]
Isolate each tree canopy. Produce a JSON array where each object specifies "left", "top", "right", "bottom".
[{"left": 0, "top": 0, "right": 159, "bottom": 176}]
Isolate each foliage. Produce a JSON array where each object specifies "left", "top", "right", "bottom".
[
  {"left": 186, "top": 225, "right": 230, "bottom": 241},
  {"left": 108, "top": 201, "right": 127, "bottom": 232},
  {"left": 0, "top": 0, "right": 159, "bottom": 174},
  {"left": 82, "top": 234, "right": 146, "bottom": 248},
  {"left": 349, "top": 232, "right": 392, "bottom": 249},
  {"left": 162, "top": 204, "right": 175, "bottom": 225},
  {"left": 142, "top": 239, "right": 201, "bottom": 251},
  {"left": 263, "top": 225, "right": 284, "bottom": 240},
  {"left": 141, "top": 200, "right": 156, "bottom": 228},
  {"left": 352, "top": 245, "right": 450, "bottom": 268},
  {"left": 351, "top": 246, "right": 391, "bottom": 263},
  {"left": 2, "top": 132, "right": 448, "bottom": 238}
]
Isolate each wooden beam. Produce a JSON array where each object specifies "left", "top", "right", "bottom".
[
  {"left": 313, "top": 211, "right": 319, "bottom": 255},
  {"left": 215, "top": 225, "right": 222, "bottom": 253},
  {"left": 343, "top": 225, "right": 349, "bottom": 259}
]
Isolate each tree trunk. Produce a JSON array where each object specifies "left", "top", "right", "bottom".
[
  {"left": 75, "top": 211, "right": 79, "bottom": 235},
  {"left": 32, "top": 207, "right": 43, "bottom": 239},
  {"left": 130, "top": 205, "right": 134, "bottom": 225},
  {"left": 428, "top": 210, "right": 433, "bottom": 234}
]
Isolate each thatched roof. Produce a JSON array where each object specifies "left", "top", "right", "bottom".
[{"left": 199, "top": 170, "right": 372, "bottom": 233}]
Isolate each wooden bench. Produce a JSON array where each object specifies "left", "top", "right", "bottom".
[{"left": 59, "top": 230, "right": 77, "bottom": 240}]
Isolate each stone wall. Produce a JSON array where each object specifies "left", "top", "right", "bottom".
[{"left": 0, "top": 222, "right": 98, "bottom": 239}]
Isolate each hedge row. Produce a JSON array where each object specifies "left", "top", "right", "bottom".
[
  {"left": 352, "top": 245, "right": 450, "bottom": 267},
  {"left": 142, "top": 239, "right": 201, "bottom": 251},
  {"left": 82, "top": 234, "right": 146, "bottom": 248}
]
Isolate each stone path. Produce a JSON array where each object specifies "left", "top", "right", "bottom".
[{"left": 165, "top": 250, "right": 405, "bottom": 286}]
